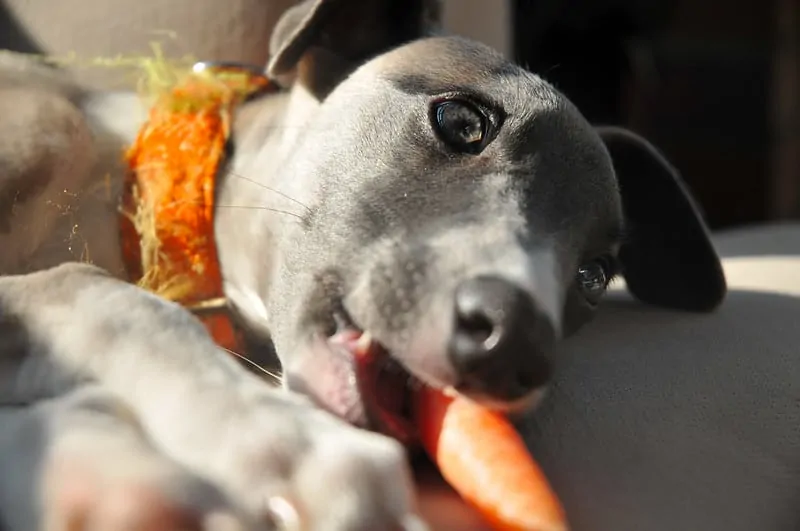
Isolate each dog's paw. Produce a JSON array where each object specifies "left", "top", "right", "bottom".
[{"left": 202, "top": 391, "right": 427, "bottom": 531}]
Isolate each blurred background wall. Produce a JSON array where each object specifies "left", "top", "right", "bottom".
[{"left": 1, "top": 0, "right": 796, "bottom": 231}]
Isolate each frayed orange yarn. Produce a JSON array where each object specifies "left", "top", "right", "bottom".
[{"left": 120, "top": 66, "right": 273, "bottom": 352}]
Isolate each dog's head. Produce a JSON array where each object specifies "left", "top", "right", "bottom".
[{"left": 240, "top": 0, "right": 725, "bottom": 441}]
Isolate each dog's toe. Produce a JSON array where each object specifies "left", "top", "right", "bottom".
[
  {"left": 91, "top": 484, "right": 249, "bottom": 531},
  {"left": 44, "top": 448, "right": 253, "bottom": 531},
  {"left": 50, "top": 476, "right": 200, "bottom": 531}
]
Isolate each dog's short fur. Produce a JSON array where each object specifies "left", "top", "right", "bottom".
[{"left": 0, "top": 0, "right": 725, "bottom": 529}]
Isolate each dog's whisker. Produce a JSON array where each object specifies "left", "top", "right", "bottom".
[
  {"left": 223, "top": 347, "right": 282, "bottom": 384},
  {"left": 214, "top": 205, "right": 305, "bottom": 220},
  {"left": 223, "top": 171, "right": 312, "bottom": 213},
  {"left": 149, "top": 196, "right": 306, "bottom": 220},
  {"left": 541, "top": 62, "right": 562, "bottom": 78},
  {"left": 246, "top": 124, "right": 319, "bottom": 131}
]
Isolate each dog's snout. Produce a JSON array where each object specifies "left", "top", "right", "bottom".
[{"left": 449, "top": 276, "right": 555, "bottom": 402}]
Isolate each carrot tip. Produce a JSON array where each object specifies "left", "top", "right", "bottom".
[{"left": 414, "top": 385, "right": 569, "bottom": 531}]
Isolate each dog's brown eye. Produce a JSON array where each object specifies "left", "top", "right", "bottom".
[
  {"left": 577, "top": 259, "right": 611, "bottom": 306},
  {"left": 431, "top": 100, "right": 489, "bottom": 154}
]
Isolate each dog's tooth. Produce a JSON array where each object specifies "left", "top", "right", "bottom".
[
  {"left": 442, "top": 386, "right": 459, "bottom": 398},
  {"left": 354, "top": 332, "right": 373, "bottom": 357},
  {"left": 265, "top": 495, "right": 302, "bottom": 531},
  {"left": 401, "top": 515, "right": 431, "bottom": 531}
]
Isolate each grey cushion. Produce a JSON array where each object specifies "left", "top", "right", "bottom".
[{"left": 521, "top": 223, "right": 800, "bottom": 531}]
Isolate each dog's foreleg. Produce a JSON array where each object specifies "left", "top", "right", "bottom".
[{"left": 0, "top": 263, "right": 422, "bottom": 529}]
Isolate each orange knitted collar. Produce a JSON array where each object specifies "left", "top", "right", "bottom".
[{"left": 119, "top": 62, "right": 277, "bottom": 353}]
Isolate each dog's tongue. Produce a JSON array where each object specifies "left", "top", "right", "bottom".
[{"left": 345, "top": 333, "right": 416, "bottom": 445}]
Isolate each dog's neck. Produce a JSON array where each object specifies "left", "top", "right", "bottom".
[
  {"left": 214, "top": 79, "right": 324, "bottom": 342},
  {"left": 115, "top": 67, "right": 278, "bottom": 352}
]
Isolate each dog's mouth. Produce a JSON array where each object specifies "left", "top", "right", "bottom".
[{"left": 324, "top": 311, "right": 419, "bottom": 446}]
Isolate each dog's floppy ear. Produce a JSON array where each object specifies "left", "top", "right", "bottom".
[
  {"left": 598, "top": 126, "right": 726, "bottom": 312},
  {"left": 267, "top": 0, "right": 337, "bottom": 78},
  {"left": 268, "top": 0, "right": 441, "bottom": 83}
]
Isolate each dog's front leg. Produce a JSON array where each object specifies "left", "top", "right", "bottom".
[{"left": 0, "top": 263, "right": 425, "bottom": 530}]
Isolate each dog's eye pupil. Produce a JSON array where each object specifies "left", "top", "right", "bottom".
[
  {"left": 577, "top": 260, "right": 609, "bottom": 304},
  {"left": 432, "top": 100, "right": 488, "bottom": 153}
]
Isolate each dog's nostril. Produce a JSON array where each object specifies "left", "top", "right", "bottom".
[
  {"left": 514, "top": 370, "right": 536, "bottom": 392},
  {"left": 449, "top": 275, "right": 555, "bottom": 403},
  {"left": 455, "top": 308, "right": 496, "bottom": 347}
]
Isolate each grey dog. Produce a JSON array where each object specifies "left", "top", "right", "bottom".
[{"left": 0, "top": 0, "right": 725, "bottom": 529}]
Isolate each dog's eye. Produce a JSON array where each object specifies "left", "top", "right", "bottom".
[
  {"left": 431, "top": 100, "right": 489, "bottom": 154},
  {"left": 577, "top": 258, "right": 612, "bottom": 305}
]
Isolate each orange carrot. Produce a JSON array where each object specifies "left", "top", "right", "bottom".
[{"left": 414, "top": 385, "right": 568, "bottom": 531}]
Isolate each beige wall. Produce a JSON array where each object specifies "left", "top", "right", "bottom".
[
  {"left": 441, "top": 0, "right": 512, "bottom": 57},
  {"left": 2, "top": 0, "right": 513, "bottom": 88}
]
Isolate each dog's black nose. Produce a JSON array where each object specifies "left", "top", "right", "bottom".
[{"left": 448, "top": 276, "right": 555, "bottom": 402}]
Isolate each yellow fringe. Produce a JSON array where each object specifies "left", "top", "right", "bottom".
[{"left": 0, "top": 42, "right": 197, "bottom": 105}]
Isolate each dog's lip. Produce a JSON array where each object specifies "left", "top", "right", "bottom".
[
  {"left": 296, "top": 334, "right": 368, "bottom": 427},
  {"left": 326, "top": 326, "right": 418, "bottom": 445}
]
